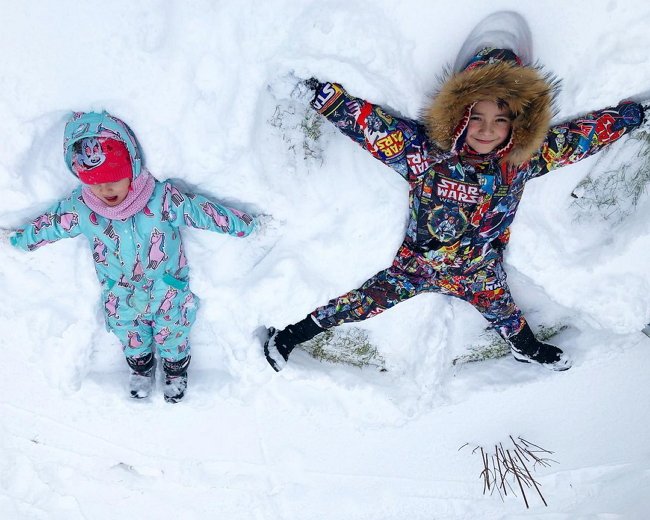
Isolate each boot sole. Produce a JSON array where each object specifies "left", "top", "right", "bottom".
[
  {"left": 511, "top": 350, "right": 572, "bottom": 371},
  {"left": 264, "top": 327, "right": 286, "bottom": 372},
  {"left": 164, "top": 393, "right": 185, "bottom": 403}
]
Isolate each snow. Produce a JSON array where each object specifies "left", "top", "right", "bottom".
[{"left": 1, "top": 1, "right": 650, "bottom": 518}]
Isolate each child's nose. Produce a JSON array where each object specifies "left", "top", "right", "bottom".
[{"left": 480, "top": 121, "right": 494, "bottom": 134}]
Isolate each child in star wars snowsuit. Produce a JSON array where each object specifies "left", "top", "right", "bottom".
[
  {"left": 264, "top": 47, "right": 648, "bottom": 372},
  {"left": 8, "top": 111, "right": 256, "bottom": 401}
]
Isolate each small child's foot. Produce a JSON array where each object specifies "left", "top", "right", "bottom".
[
  {"left": 129, "top": 369, "right": 154, "bottom": 399},
  {"left": 508, "top": 323, "right": 572, "bottom": 371},
  {"left": 163, "top": 373, "right": 187, "bottom": 403},
  {"left": 510, "top": 343, "right": 572, "bottom": 371},
  {"left": 126, "top": 353, "right": 155, "bottom": 399},
  {"left": 264, "top": 327, "right": 290, "bottom": 372},
  {"left": 162, "top": 356, "right": 190, "bottom": 403},
  {"left": 263, "top": 316, "right": 324, "bottom": 372}
]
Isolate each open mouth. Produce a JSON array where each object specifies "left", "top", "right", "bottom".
[{"left": 105, "top": 196, "right": 119, "bottom": 203}]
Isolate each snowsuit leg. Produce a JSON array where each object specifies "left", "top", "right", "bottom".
[
  {"left": 449, "top": 261, "right": 524, "bottom": 339},
  {"left": 311, "top": 266, "right": 438, "bottom": 328},
  {"left": 113, "top": 316, "right": 155, "bottom": 360},
  {"left": 103, "top": 282, "right": 199, "bottom": 363},
  {"left": 150, "top": 288, "right": 198, "bottom": 362},
  {"left": 311, "top": 260, "right": 523, "bottom": 338}
]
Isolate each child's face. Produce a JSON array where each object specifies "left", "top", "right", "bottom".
[
  {"left": 465, "top": 100, "right": 512, "bottom": 154},
  {"left": 87, "top": 178, "right": 131, "bottom": 206}
]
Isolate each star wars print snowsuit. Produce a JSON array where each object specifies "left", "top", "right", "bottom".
[
  {"left": 11, "top": 113, "right": 256, "bottom": 362},
  {"left": 308, "top": 48, "right": 645, "bottom": 339}
]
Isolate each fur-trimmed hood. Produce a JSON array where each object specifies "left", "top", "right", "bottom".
[{"left": 423, "top": 48, "right": 558, "bottom": 166}]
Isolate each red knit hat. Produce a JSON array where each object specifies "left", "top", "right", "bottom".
[{"left": 73, "top": 137, "right": 133, "bottom": 184}]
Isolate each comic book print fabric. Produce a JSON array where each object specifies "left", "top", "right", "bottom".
[
  {"left": 312, "top": 259, "right": 523, "bottom": 339},
  {"left": 311, "top": 83, "right": 643, "bottom": 275}
]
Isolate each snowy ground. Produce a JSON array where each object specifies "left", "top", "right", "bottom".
[{"left": 1, "top": 1, "right": 650, "bottom": 518}]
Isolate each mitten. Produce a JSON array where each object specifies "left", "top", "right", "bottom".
[
  {"left": 304, "top": 77, "right": 323, "bottom": 93},
  {"left": 0, "top": 228, "right": 14, "bottom": 246},
  {"left": 642, "top": 101, "right": 650, "bottom": 129},
  {"left": 253, "top": 214, "right": 278, "bottom": 236}
]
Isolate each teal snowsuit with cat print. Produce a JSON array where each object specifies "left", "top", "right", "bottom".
[
  {"left": 11, "top": 180, "right": 255, "bottom": 361},
  {"left": 11, "top": 111, "right": 256, "bottom": 362}
]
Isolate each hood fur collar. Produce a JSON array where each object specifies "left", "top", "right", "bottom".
[{"left": 423, "top": 49, "right": 559, "bottom": 166}]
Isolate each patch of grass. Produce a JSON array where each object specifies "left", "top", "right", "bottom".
[
  {"left": 453, "top": 323, "right": 568, "bottom": 365},
  {"left": 452, "top": 331, "right": 509, "bottom": 365},
  {"left": 269, "top": 102, "right": 324, "bottom": 163},
  {"left": 299, "top": 327, "right": 387, "bottom": 371},
  {"left": 571, "top": 132, "right": 650, "bottom": 222}
]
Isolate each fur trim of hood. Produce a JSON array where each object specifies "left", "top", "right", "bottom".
[{"left": 423, "top": 49, "right": 559, "bottom": 165}]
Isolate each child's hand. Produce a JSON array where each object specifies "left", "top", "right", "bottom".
[
  {"left": 289, "top": 76, "right": 324, "bottom": 103},
  {"left": 622, "top": 93, "right": 650, "bottom": 131},
  {"left": 304, "top": 77, "right": 323, "bottom": 93},
  {"left": 632, "top": 101, "right": 650, "bottom": 135},
  {"left": 254, "top": 214, "right": 276, "bottom": 234},
  {"left": 0, "top": 228, "right": 15, "bottom": 246}
]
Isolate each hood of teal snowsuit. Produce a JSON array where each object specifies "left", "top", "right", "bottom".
[{"left": 63, "top": 111, "right": 143, "bottom": 181}]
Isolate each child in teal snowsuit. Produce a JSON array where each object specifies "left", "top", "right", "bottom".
[{"left": 7, "top": 111, "right": 256, "bottom": 402}]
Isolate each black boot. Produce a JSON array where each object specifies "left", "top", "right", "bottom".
[
  {"left": 126, "top": 352, "right": 155, "bottom": 399},
  {"left": 508, "top": 323, "right": 571, "bottom": 371},
  {"left": 264, "top": 314, "right": 324, "bottom": 372},
  {"left": 162, "top": 356, "right": 190, "bottom": 403}
]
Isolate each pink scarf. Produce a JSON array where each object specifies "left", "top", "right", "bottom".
[{"left": 82, "top": 169, "right": 156, "bottom": 220}]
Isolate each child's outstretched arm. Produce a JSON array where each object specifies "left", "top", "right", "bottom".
[
  {"left": 9, "top": 195, "right": 83, "bottom": 251},
  {"left": 162, "top": 182, "right": 255, "bottom": 237},
  {"left": 305, "top": 78, "right": 434, "bottom": 182},
  {"left": 527, "top": 101, "right": 646, "bottom": 179}
]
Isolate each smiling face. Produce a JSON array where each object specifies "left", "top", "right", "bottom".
[
  {"left": 87, "top": 177, "right": 132, "bottom": 206},
  {"left": 465, "top": 100, "right": 513, "bottom": 154}
]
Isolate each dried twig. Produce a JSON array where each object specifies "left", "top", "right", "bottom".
[
  {"left": 462, "top": 435, "right": 559, "bottom": 508},
  {"left": 506, "top": 449, "right": 529, "bottom": 508}
]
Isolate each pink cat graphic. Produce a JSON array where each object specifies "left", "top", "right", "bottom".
[
  {"left": 93, "top": 237, "right": 108, "bottom": 265},
  {"left": 180, "top": 293, "right": 195, "bottom": 326},
  {"left": 153, "top": 327, "right": 171, "bottom": 345},
  {"left": 132, "top": 253, "right": 145, "bottom": 282},
  {"left": 157, "top": 288, "right": 178, "bottom": 316},
  {"left": 127, "top": 331, "right": 143, "bottom": 348},
  {"left": 231, "top": 208, "right": 253, "bottom": 226},
  {"left": 33, "top": 214, "right": 53, "bottom": 232},
  {"left": 147, "top": 228, "right": 168, "bottom": 269},
  {"left": 55, "top": 212, "right": 79, "bottom": 232},
  {"left": 162, "top": 185, "right": 185, "bottom": 220},
  {"left": 201, "top": 202, "right": 230, "bottom": 232},
  {"left": 105, "top": 293, "right": 120, "bottom": 318}
]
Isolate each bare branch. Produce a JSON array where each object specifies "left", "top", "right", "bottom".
[{"left": 462, "top": 435, "right": 559, "bottom": 508}]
